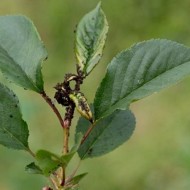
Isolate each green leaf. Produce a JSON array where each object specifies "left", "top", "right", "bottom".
[
  {"left": 76, "top": 109, "right": 135, "bottom": 159},
  {"left": 0, "top": 83, "right": 29, "bottom": 150},
  {"left": 0, "top": 15, "right": 48, "bottom": 92},
  {"left": 25, "top": 162, "right": 43, "bottom": 175},
  {"left": 75, "top": 2, "right": 108, "bottom": 75},
  {"left": 36, "top": 150, "right": 62, "bottom": 176},
  {"left": 60, "top": 133, "right": 83, "bottom": 165},
  {"left": 69, "top": 173, "right": 88, "bottom": 185},
  {"left": 94, "top": 39, "right": 190, "bottom": 119}
]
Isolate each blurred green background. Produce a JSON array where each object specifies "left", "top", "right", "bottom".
[{"left": 1, "top": 0, "right": 190, "bottom": 189}]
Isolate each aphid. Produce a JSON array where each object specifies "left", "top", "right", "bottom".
[
  {"left": 69, "top": 91, "right": 93, "bottom": 123},
  {"left": 54, "top": 83, "right": 70, "bottom": 106}
]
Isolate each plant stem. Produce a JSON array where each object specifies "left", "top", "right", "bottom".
[
  {"left": 42, "top": 73, "right": 85, "bottom": 188},
  {"left": 41, "top": 91, "right": 65, "bottom": 128},
  {"left": 65, "top": 161, "right": 81, "bottom": 185},
  {"left": 63, "top": 103, "right": 75, "bottom": 154},
  {"left": 63, "top": 122, "right": 69, "bottom": 154},
  {"left": 49, "top": 175, "right": 59, "bottom": 190},
  {"left": 59, "top": 167, "right": 65, "bottom": 187},
  {"left": 28, "top": 148, "right": 36, "bottom": 158}
]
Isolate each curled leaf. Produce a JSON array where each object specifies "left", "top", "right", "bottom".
[{"left": 69, "top": 92, "right": 93, "bottom": 123}]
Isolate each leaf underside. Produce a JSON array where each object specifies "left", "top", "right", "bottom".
[
  {"left": 0, "top": 83, "right": 29, "bottom": 150},
  {"left": 94, "top": 39, "right": 190, "bottom": 119},
  {"left": 76, "top": 109, "right": 135, "bottom": 159},
  {"left": 0, "top": 15, "right": 48, "bottom": 92}
]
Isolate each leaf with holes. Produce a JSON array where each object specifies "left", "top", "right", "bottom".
[
  {"left": 76, "top": 109, "right": 135, "bottom": 159},
  {"left": 0, "top": 15, "right": 48, "bottom": 92},
  {"left": 94, "top": 39, "right": 190, "bottom": 119},
  {"left": 75, "top": 2, "right": 108, "bottom": 75},
  {"left": 0, "top": 83, "right": 29, "bottom": 150}
]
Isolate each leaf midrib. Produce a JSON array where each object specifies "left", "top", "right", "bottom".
[
  {"left": 0, "top": 44, "right": 39, "bottom": 91},
  {"left": 102, "top": 59, "right": 190, "bottom": 118},
  {"left": 81, "top": 115, "right": 115, "bottom": 159},
  {"left": 85, "top": 9, "right": 101, "bottom": 67},
  {"left": 2, "top": 125, "right": 28, "bottom": 150}
]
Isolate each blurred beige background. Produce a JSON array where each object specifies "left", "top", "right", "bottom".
[{"left": 0, "top": 0, "right": 190, "bottom": 189}]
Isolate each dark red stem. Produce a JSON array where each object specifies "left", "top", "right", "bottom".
[{"left": 41, "top": 91, "right": 65, "bottom": 128}]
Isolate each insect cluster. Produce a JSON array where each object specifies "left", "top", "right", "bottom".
[{"left": 54, "top": 73, "right": 93, "bottom": 124}]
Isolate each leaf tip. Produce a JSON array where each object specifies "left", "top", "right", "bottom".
[{"left": 96, "top": 1, "right": 102, "bottom": 9}]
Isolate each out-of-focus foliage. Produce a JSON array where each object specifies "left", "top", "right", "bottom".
[{"left": 0, "top": 0, "right": 190, "bottom": 189}]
